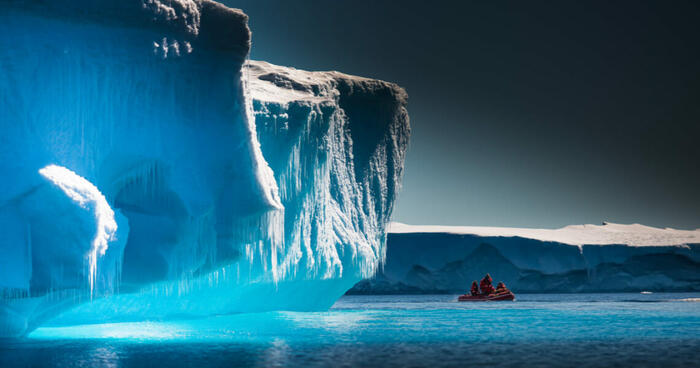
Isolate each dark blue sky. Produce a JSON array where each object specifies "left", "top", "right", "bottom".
[{"left": 227, "top": 0, "right": 700, "bottom": 229}]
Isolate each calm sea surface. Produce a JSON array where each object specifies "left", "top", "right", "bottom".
[{"left": 1, "top": 293, "right": 699, "bottom": 367}]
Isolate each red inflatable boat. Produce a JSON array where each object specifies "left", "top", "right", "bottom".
[{"left": 458, "top": 291, "right": 515, "bottom": 302}]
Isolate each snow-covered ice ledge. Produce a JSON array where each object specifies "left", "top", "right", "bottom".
[
  {"left": 349, "top": 223, "right": 700, "bottom": 294},
  {"left": 0, "top": 1, "right": 410, "bottom": 336},
  {"left": 389, "top": 222, "right": 700, "bottom": 247}
]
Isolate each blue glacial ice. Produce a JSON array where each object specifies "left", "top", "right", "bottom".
[{"left": 0, "top": 0, "right": 410, "bottom": 336}]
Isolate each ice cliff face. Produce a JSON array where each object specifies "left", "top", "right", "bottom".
[
  {"left": 247, "top": 60, "right": 409, "bottom": 281},
  {"left": 0, "top": 1, "right": 409, "bottom": 336},
  {"left": 349, "top": 223, "right": 700, "bottom": 294}
]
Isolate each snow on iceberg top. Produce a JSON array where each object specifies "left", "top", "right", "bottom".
[
  {"left": 388, "top": 222, "right": 700, "bottom": 247},
  {"left": 2, "top": 0, "right": 250, "bottom": 53},
  {"left": 246, "top": 60, "right": 407, "bottom": 105}
]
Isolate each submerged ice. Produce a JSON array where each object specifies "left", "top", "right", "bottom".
[{"left": 0, "top": 0, "right": 410, "bottom": 336}]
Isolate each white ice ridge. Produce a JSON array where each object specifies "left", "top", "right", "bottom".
[
  {"left": 38, "top": 165, "right": 120, "bottom": 296},
  {"left": 388, "top": 222, "right": 700, "bottom": 247}
]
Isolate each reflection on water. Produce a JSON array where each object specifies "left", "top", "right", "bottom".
[
  {"left": 86, "top": 347, "right": 120, "bottom": 368},
  {"left": 1, "top": 293, "right": 698, "bottom": 367},
  {"left": 260, "top": 339, "right": 291, "bottom": 368}
]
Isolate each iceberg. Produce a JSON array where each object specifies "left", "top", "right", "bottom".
[
  {"left": 0, "top": 1, "right": 409, "bottom": 336},
  {"left": 348, "top": 222, "right": 700, "bottom": 294}
]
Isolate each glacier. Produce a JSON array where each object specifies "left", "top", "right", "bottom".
[
  {"left": 0, "top": 0, "right": 409, "bottom": 337},
  {"left": 349, "top": 222, "right": 700, "bottom": 294}
]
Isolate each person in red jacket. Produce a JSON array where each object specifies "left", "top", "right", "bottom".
[
  {"left": 480, "top": 274, "right": 495, "bottom": 295},
  {"left": 496, "top": 281, "right": 507, "bottom": 293},
  {"left": 470, "top": 281, "right": 479, "bottom": 296}
]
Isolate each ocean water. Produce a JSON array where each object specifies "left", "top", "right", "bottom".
[{"left": 1, "top": 293, "right": 699, "bottom": 367}]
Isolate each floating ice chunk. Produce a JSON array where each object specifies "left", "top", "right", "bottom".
[{"left": 0, "top": 1, "right": 409, "bottom": 336}]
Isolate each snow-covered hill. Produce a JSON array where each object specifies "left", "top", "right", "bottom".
[{"left": 349, "top": 222, "right": 700, "bottom": 294}]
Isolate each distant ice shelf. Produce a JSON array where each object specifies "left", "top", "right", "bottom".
[
  {"left": 388, "top": 222, "right": 700, "bottom": 247},
  {"left": 0, "top": 0, "right": 409, "bottom": 337},
  {"left": 348, "top": 222, "right": 700, "bottom": 295}
]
